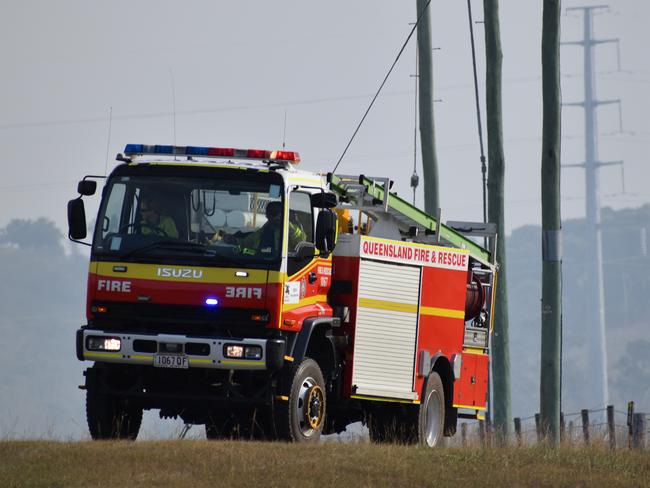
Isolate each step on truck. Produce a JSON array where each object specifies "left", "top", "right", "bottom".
[{"left": 67, "top": 144, "right": 497, "bottom": 445}]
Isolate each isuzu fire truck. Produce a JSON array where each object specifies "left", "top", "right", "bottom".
[{"left": 67, "top": 144, "right": 497, "bottom": 446}]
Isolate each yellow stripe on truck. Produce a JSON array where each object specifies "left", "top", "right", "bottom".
[
  {"left": 130, "top": 355, "right": 153, "bottom": 362},
  {"left": 221, "top": 360, "right": 265, "bottom": 367},
  {"left": 351, "top": 395, "right": 421, "bottom": 405},
  {"left": 283, "top": 294, "right": 329, "bottom": 312},
  {"left": 453, "top": 404, "right": 487, "bottom": 411},
  {"left": 358, "top": 298, "right": 418, "bottom": 314},
  {"left": 84, "top": 352, "right": 123, "bottom": 360},
  {"left": 92, "top": 261, "right": 284, "bottom": 284},
  {"left": 420, "top": 306, "right": 465, "bottom": 319},
  {"left": 189, "top": 358, "right": 213, "bottom": 365},
  {"left": 358, "top": 298, "right": 464, "bottom": 318}
]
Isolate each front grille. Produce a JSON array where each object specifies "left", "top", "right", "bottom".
[
  {"left": 185, "top": 342, "right": 210, "bottom": 356},
  {"left": 133, "top": 339, "right": 157, "bottom": 353},
  {"left": 90, "top": 301, "right": 268, "bottom": 338}
]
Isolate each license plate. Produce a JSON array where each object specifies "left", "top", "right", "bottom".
[{"left": 154, "top": 354, "right": 189, "bottom": 369}]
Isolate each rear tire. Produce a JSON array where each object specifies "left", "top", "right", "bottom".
[
  {"left": 275, "top": 358, "right": 326, "bottom": 443},
  {"left": 418, "top": 371, "right": 445, "bottom": 447}
]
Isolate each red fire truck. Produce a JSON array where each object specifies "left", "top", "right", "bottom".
[{"left": 68, "top": 144, "right": 496, "bottom": 446}]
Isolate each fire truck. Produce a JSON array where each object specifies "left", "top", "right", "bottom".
[{"left": 67, "top": 144, "right": 497, "bottom": 446}]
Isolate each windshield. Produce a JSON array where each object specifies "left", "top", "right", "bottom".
[{"left": 92, "top": 172, "right": 284, "bottom": 264}]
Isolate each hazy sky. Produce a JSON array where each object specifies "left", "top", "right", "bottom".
[{"left": 1, "top": 0, "right": 648, "bottom": 235}]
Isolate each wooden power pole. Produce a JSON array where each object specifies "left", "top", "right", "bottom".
[
  {"left": 416, "top": 0, "right": 440, "bottom": 213},
  {"left": 540, "top": 0, "right": 562, "bottom": 445},
  {"left": 483, "top": 0, "right": 511, "bottom": 443}
]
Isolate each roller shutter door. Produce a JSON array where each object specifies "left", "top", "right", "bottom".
[{"left": 352, "top": 259, "right": 421, "bottom": 400}]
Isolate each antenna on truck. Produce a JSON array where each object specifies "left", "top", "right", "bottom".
[{"left": 104, "top": 106, "right": 113, "bottom": 176}]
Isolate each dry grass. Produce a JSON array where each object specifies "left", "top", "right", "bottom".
[{"left": 0, "top": 440, "right": 648, "bottom": 488}]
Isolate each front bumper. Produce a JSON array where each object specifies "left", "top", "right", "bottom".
[{"left": 76, "top": 328, "right": 285, "bottom": 371}]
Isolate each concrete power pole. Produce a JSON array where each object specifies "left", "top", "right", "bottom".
[
  {"left": 562, "top": 5, "right": 623, "bottom": 408},
  {"left": 540, "top": 0, "right": 563, "bottom": 446},
  {"left": 483, "top": 0, "right": 511, "bottom": 443},
  {"left": 416, "top": 0, "right": 440, "bottom": 213}
]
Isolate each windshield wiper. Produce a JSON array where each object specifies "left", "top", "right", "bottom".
[{"left": 121, "top": 240, "right": 207, "bottom": 259}]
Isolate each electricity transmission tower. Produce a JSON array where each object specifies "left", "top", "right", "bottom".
[{"left": 562, "top": 5, "right": 623, "bottom": 408}]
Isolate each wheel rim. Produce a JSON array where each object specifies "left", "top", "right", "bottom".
[
  {"left": 306, "top": 385, "right": 325, "bottom": 429},
  {"left": 296, "top": 376, "right": 324, "bottom": 436},
  {"left": 424, "top": 388, "right": 442, "bottom": 447}
]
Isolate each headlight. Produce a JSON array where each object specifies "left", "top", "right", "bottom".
[
  {"left": 224, "top": 345, "right": 244, "bottom": 358},
  {"left": 86, "top": 336, "right": 121, "bottom": 351},
  {"left": 244, "top": 346, "right": 262, "bottom": 359},
  {"left": 223, "top": 344, "right": 262, "bottom": 360}
]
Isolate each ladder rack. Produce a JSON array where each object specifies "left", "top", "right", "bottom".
[{"left": 328, "top": 173, "right": 494, "bottom": 265}]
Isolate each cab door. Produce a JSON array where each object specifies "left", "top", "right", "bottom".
[{"left": 281, "top": 189, "right": 332, "bottom": 330}]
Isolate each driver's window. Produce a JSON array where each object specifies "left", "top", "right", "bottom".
[
  {"left": 287, "top": 190, "right": 314, "bottom": 277},
  {"left": 288, "top": 191, "right": 313, "bottom": 253}
]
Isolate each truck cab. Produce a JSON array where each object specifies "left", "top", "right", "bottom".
[{"left": 70, "top": 145, "right": 339, "bottom": 442}]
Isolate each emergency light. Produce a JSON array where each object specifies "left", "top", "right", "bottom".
[{"left": 124, "top": 144, "right": 300, "bottom": 164}]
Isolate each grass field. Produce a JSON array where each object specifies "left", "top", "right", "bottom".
[{"left": 1, "top": 440, "right": 648, "bottom": 488}]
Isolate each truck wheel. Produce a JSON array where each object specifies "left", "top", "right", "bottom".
[
  {"left": 418, "top": 371, "right": 445, "bottom": 447},
  {"left": 86, "top": 388, "right": 142, "bottom": 440},
  {"left": 275, "top": 358, "right": 326, "bottom": 443}
]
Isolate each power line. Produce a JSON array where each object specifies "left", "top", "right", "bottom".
[
  {"left": 332, "top": 0, "right": 432, "bottom": 173},
  {"left": 0, "top": 76, "right": 547, "bottom": 132}
]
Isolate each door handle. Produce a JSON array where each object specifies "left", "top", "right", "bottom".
[{"left": 308, "top": 272, "right": 317, "bottom": 284}]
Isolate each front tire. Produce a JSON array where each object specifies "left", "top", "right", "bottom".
[
  {"left": 86, "top": 388, "right": 142, "bottom": 440},
  {"left": 275, "top": 358, "right": 326, "bottom": 443}
]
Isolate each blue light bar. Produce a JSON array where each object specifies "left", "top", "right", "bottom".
[
  {"left": 124, "top": 144, "right": 143, "bottom": 154},
  {"left": 187, "top": 146, "right": 209, "bottom": 156}
]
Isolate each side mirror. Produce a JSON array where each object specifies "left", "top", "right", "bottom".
[
  {"left": 315, "top": 209, "right": 337, "bottom": 254},
  {"left": 311, "top": 192, "right": 337, "bottom": 209},
  {"left": 77, "top": 180, "right": 97, "bottom": 196},
  {"left": 294, "top": 241, "right": 317, "bottom": 261},
  {"left": 68, "top": 198, "right": 87, "bottom": 240}
]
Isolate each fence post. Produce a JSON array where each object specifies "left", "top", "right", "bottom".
[
  {"left": 478, "top": 420, "right": 486, "bottom": 446},
  {"left": 568, "top": 420, "right": 574, "bottom": 447},
  {"left": 632, "top": 413, "right": 646, "bottom": 449},
  {"left": 581, "top": 409, "right": 590, "bottom": 445},
  {"left": 486, "top": 418, "right": 493, "bottom": 448},
  {"left": 560, "top": 412, "right": 565, "bottom": 443},
  {"left": 627, "top": 401, "right": 635, "bottom": 448},
  {"left": 514, "top": 417, "right": 522, "bottom": 447},
  {"left": 461, "top": 422, "right": 467, "bottom": 447},
  {"left": 607, "top": 405, "right": 616, "bottom": 450},
  {"left": 535, "top": 413, "right": 542, "bottom": 443}
]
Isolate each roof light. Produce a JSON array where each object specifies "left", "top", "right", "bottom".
[
  {"left": 207, "top": 147, "right": 234, "bottom": 157},
  {"left": 246, "top": 149, "right": 270, "bottom": 159},
  {"left": 270, "top": 151, "right": 301, "bottom": 163},
  {"left": 123, "top": 144, "right": 300, "bottom": 165}
]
